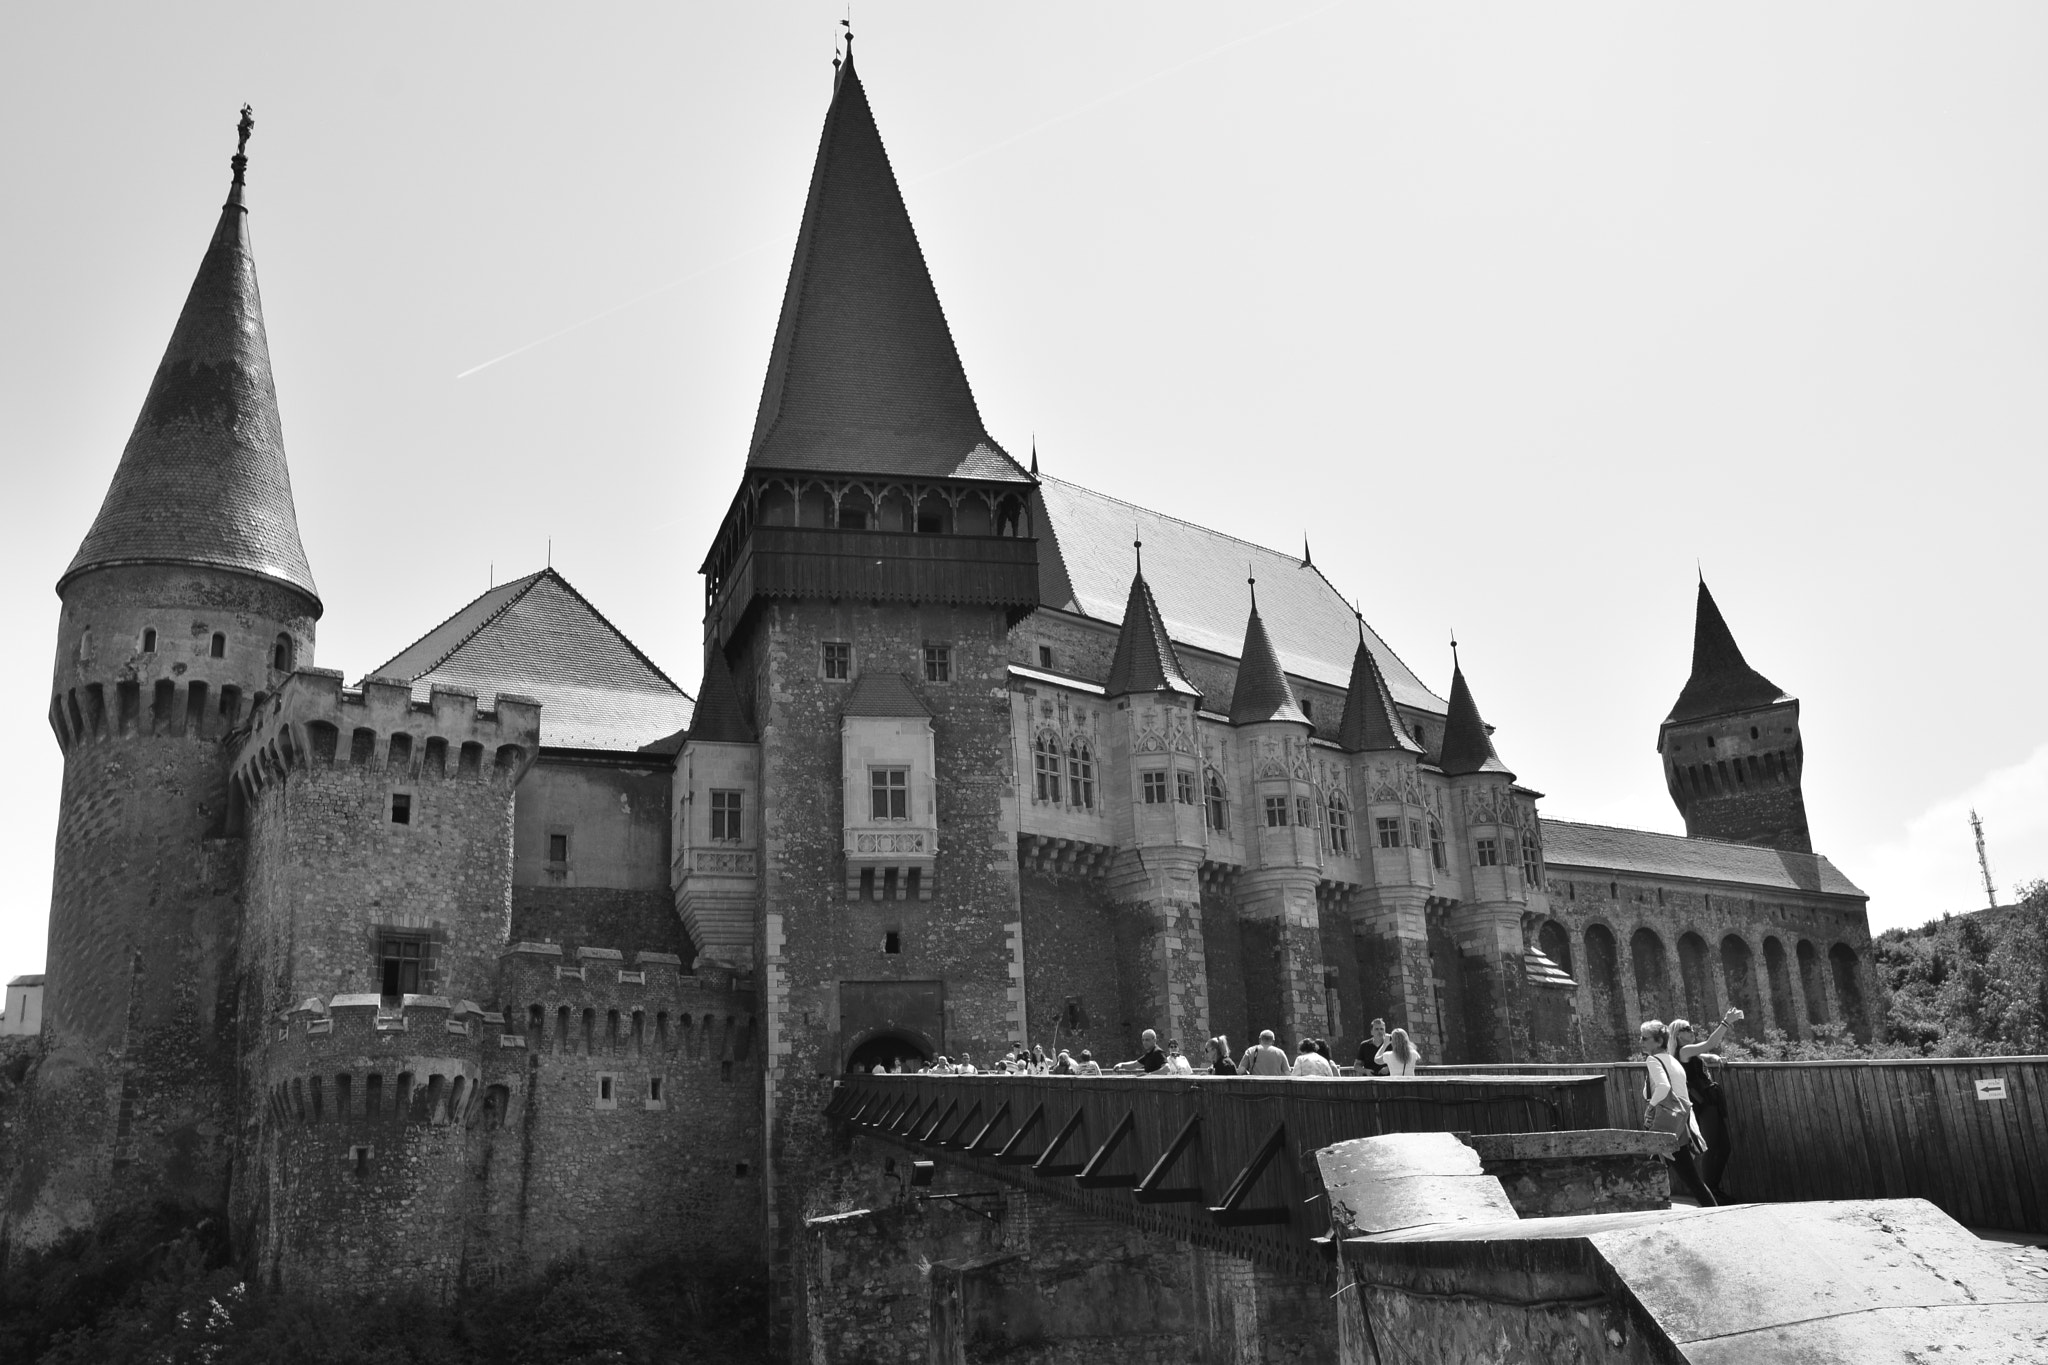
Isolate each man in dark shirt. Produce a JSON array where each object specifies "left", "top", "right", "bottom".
[
  {"left": 1357, "top": 1018, "right": 1390, "bottom": 1077},
  {"left": 1126, "top": 1027, "right": 1168, "bottom": 1073}
]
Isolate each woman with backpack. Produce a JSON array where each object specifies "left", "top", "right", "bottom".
[{"left": 1641, "top": 1019, "right": 1717, "bottom": 1206}]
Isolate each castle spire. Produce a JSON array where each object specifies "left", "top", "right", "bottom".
[
  {"left": 60, "top": 106, "right": 320, "bottom": 607},
  {"left": 1665, "top": 578, "right": 1787, "bottom": 724},
  {"left": 1103, "top": 540, "right": 1199, "bottom": 699},
  {"left": 1336, "top": 615, "right": 1420, "bottom": 753},
  {"left": 1228, "top": 581, "right": 1308, "bottom": 726},
  {"left": 747, "top": 43, "right": 1027, "bottom": 484},
  {"left": 1438, "top": 648, "right": 1512, "bottom": 778}
]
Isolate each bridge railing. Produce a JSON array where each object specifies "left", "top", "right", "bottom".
[
  {"left": 828, "top": 1072, "right": 1609, "bottom": 1277},
  {"left": 1418, "top": 1056, "right": 2048, "bottom": 1234}
]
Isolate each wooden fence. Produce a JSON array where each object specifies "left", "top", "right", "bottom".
[
  {"left": 1419, "top": 1057, "right": 2048, "bottom": 1234},
  {"left": 831, "top": 1072, "right": 1609, "bottom": 1278}
]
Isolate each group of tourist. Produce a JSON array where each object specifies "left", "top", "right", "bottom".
[
  {"left": 1639, "top": 1006, "right": 1741, "bottom": 1205},
  {"left": 870, "top": 1020, "right": 1425, "bottom": 1080}
]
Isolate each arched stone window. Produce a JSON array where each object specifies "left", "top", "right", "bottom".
[
  {"left": 272, "top": 633, "right": 294, "bottom": 672},
  {"left": 1205, "top": 769, "right": 1228, "bottom": 832},
  {"left": 1632, "top": 928, "right": 1670, "bottom": 1022},
  {"left": 1067, "top": 740, "right": 1096, "bottom": 810}
]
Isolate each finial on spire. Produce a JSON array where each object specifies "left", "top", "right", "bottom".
[
  {"left": 1133, "top": 524, "right": 1143, "bottom": 575},
  {"left": 1030, "top": 435, "right": 1039, "bottom": 476},
  {"left": 1450, "top": 630, "right": 1459, "bottom": 663},
  {"left": 1302, "top": 533, "right": 1312, "bottom": 567},
  {"left": 1355, "top": 600, "right": 1366, "bottom": 644},
  {"left": 1247, "top": 566, "right": 1257, "bottom": 611},
  {"left": 230, "top": 103, "right": 253, "bottom": 196}
]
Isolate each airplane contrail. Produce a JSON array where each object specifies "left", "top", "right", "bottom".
[{"left": 454, "top": 1, "right": 1343, "bottom": 381}]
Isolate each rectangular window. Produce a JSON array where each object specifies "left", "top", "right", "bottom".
[
  {"left": 390, "top": 793, "right": 412, "bottom": 825},
  {"left": 1068, "top": 746, "right": 1095, "bottom": 809},
  {"left": 547, "top": 832, "right": 569, "bottom": 864},
  {"left": 1038, "top": 645, "right": 1054, "bottom": 669},
  {"left": 1430, "top": 822, "right": 1446, "bottom": 870},
  {"left": 923, "top": 645, "right": 950, "bottom": 683},
  {"left": 1409, "top": 818, "right": 1424, "bottom": 850},
  {"left": 1504, "top": 837, "right": 1519, "bottom": 867},
  {"left": 1176, "top": 772, "right": 1196, "bottom": 805},
  {"left": 1376, "top": 817, "right": 1401, "bottom": 849},
  {"left": 1142, "top": 771, "right": 1168, "bottom": 804},
  {"left": 1301, "top": 697, "right": 1313, "bottom": 722},
  {"left": 710, "top": 790, "right": 743, "bottom": 842},
  {"left": 1206, "top": 777, "right": 1227, "bottom": 832},
  {"left": 871, "top": 767, "right": 908, "bottom": 821},
  {"left": 379, "top": 938, "right": 424, "bottom": 997},
  {"left": 1328, "top": 802, "right": 1351, "bottom": 853},
  {"left": 1296, "top": 796, "right": 1315, "bottom": 829},
  {"left": 1033, "top": 741, "right": 1061, "bottom": 802},
  {"left": 1264, "top": 795, "right": 1289, "bottom": 827},
  {"left": 1476, "top": 838, "right": 1499, "bottom": 867},
  {"left": 822, "top": 642, "right": 851, "bottom": 680},
  {"left": 1522, "top": 840, "right": 1542, "bottom": 887}
]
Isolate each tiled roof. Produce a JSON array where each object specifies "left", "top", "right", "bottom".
[
  {"left": 62, "top": 163, "right": 319, "bottom": 605},
  {"left": 1439, "top": 659, "right": 1512, "bottom": 778},
  {"left": 1540, "top": 820, "right": 1866, "bottom": 899},
  {"left": 843, "top": 672, "right": 931, "bottom": 719},
  {"left": 1102, "top": 569, "right": 1200, "bottom": 699},
  {"left": 689, "top": 651, "right": 756, "bottom": 744},
  {"left": 1228, "top": 599, "right": 1309, "bottom": 726},
  {"left": 747, "top": 50, "right": 1028, "bottom": 484},
  {"left": 1666, "top": 580, "right": 1789, "bottom": 724},
  {"left": 1033, "top": 475, "right": 1443, "bottom": 713},
  {"left": 1337, "top": 635, "right": 1423, "bottom": 754},
  {"left": 369, "top": 569, "right": 693, "bottom": 753}
]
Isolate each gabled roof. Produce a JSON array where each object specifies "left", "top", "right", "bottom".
[
  {"left": 62, "top": 124, "right": 319, "bottom": 606},
  {"left": 1666, "top": 580, "right": 1790, "bottom": 725},
  {"left": 688, "top": 651, "right": 755, "bottom": 744},
  {"left": 1438, "top": 656, "right": 1513, "bottom": 778},
  {"left": 1337, "top": 634, "right": 1422, "bottom": 753},
  {"left": 1033, "top": 475, "right": 1442, "bottom": 713},
  {"left": 747, "top": 47, "right": 1027, "bottom": 484},
  {"left": 1102, "top": 567, "right": 1199, "bottom": 699},
  {"left": 843, "top": 672, "right": 931, "bottom": 719},
  {"left": 1228, "top": 594, "right": 1310, "bottom": 726},
  {"left": 369, "top": 569, "right": 692, "bottom": 753},
  {"left": 1541, "top": 820, "right": 1865, "bottom": 899}
]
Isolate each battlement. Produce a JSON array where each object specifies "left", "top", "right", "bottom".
[
  {"left": 264, "top": 993, "right": 514, "bottom": 1129},
  {"left": 231, "top": 671, "right": 540, "bottom": 797},
  {"left": 496, "top": 942, "right": 757, "bottom": 1069}
]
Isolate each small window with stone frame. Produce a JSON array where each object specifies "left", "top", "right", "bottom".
[
  {"left": 923, "top": 645, "right": 950, "bottom": 683},
  {"left": 1475, "top": 837, "right": 1499, "bottom": 867},
  {"left": 870, "top": 767, "right": 908, "bottom": 821},
  {"left": 1176, "top": 771, "right": 1196, "bottom": 806},
  {"left": 379, "top": 936, "right": 425, "bottom": 999},
  {"left": 1409, "top": 817, "right": 1424, "bottom": 850},
  {"left": 547, "top": 832, "right": 569, "bottom": 865},
  {"left": 1038, "top": 645, "right": 1054, "bottom": 669},
  {"left": 1033, "top": 735, "right": 1061, "bottom": 802},
  {"left": 1205, "top": 770, "right": 1228, "bottom": 831},
  {"left": 1521, "top": 837, "right": 1542, "bottom": 887},
  {"left": 1264, "top": 795, "right": 1289, "bottom": 827},
  {"left": 1429, "top": 819, "right": 1446, "bottom": 870},
  {"left": 1296, "top": 796, "right": 1315, "bottom": 829},
  {"left": 1142, "top": 771, "right": 1168, "bottom": 804},
  {"left": 1068, "top": 741, "right": 1096, "bottom": 809},
  {"left": 1327, "top": 792, "right": 1351, "bottom": 853},
  {"left": 822, "top": 642, "right": 852, "bottom": 680},
  {"left": 1376, "top": 817, "right": 1401, "bottom": 849},
  {"left": 710, "top": 790, "right": 743, "bottom": 842}
]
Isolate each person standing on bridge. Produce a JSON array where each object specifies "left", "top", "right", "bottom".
[
  {"left": 1207, "top": 1037, "right": 1238, "bottom": 1074},
  {"left": 1358, "top": 1018, "right": 1390, "bottom": 1076},
  {"left": 1291, "top": 1039, "right": 1337, "bottom": 1077},
  {"left": 1119, "top": 1028, "right": 1168, "bottom": 1073},
  {"left": 1642, "top": 1020, "right": 1717, "bottom": 1207},
  {"left": 1239, "top": 1030, "right": 1291, "bottom": 1075},
  {"left": 1676, "top": 1009, "right": 1741, "bottom": 1202},
  {"left": 1375, "top": 1028, "right": 1421, "bottom": 1077}
]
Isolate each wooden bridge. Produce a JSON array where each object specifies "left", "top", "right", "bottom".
[{"left": 825, "top": 1072, "right": 1609, "bottom": 1278}]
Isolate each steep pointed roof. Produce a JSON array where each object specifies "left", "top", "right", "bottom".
[
  {"left": 843, "top": 672, "right": 932, "bottom": 718},
  {"left": 1228, "top": 591, "right": 1309, "bottom": 726},
  {"left": 748, "top": 47, "right": 1028, "bottom": 484},
  {"left": 62, "top": 116, "right": 319, "bottom": 605},
  {"left": 1337, "top": 633, "right": 1422, "bottom": 753},
  {"left": 1666, "top": 580, "right": 1790, "bottom": 724},
  {"left": 370, "top": 568, "right": 692, "bottom": 752},
  {"left": 1103, "top": 566, "right": 1199, "bottom": 699},
  {"left": 688, "top": 650, "right": 755, "bottom": 744},
  {"left": 1438, "top": 654, "right": 1513, "bottom": 778}
]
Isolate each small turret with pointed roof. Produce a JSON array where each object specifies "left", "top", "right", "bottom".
[
  {"left": 1666, "top": 577, "right": 1789, "bottom": 724},
  {"left": 61, "top": 105, "right": 319, "bottom": 608},
  {"left": 1103, "top": 540, "right": 1199, "bottom": 700},
  {"left": 1228, "top": 577, "right": 1308, "bottom": 727},
  {"left": 1337, "top": 617, "right": 1422, "bottom": 754},
  {"left": 1438, "top": 645, "right": 1513, "bottom": 778}
]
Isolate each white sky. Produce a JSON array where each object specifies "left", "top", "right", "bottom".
[{"left": 3, "top": 4, "right": 2045, "bottom": 982}]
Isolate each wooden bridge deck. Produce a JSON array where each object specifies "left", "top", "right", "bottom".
[{"left": 826, "top": 1072, "right": 1609, "bottom": 1278}]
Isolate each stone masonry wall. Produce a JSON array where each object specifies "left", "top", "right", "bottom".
[{"left": 1018, "top": 866, "right": 1125, "bottom": 1062}]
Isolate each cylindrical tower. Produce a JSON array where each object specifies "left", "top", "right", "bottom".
[{"left": 7, "top": 111, "right": 322, "bottom": 1249}]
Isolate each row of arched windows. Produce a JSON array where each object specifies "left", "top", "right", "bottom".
[{"left": 1031, "top": 735, "right": 1096, "bottom": 811}]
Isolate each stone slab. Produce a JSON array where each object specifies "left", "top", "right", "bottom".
[{"left": 1317, "top": 1132, "right": 1519, "bottom": 1236}]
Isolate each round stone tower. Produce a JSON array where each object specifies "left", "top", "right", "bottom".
[{"left": 8, "top": 110, "right": 322, "bottom": 1248}]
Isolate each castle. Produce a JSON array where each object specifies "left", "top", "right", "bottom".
[{"left": 3, "top": 53, "right": 1872, "bottom": 1326}]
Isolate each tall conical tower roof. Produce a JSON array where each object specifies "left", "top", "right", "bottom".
[
  {"left": 748, "top": 44, "right": 1029, "bottom": 484},
  {"left": 1665, "top": 579, "right": 1787, "bottom": 724},
  {"left": 1102, "top": 553, "right": 1199, "bottom": 699},
  {"left": 60, "top": 109, "right": 319, "bottom": 607},
  {"left": 1228, "top": 584, "right": 1308, "bottom": 726},
  {"left": 1337, "top": 627, "right": 1421, "bottom": 753},
  {"left": 1439, "top": 651, "right": 1512, "bottom": 778}
]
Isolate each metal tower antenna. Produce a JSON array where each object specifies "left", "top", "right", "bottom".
[{"left": 1970, "top": 808, "right": 1998, "bottom": 911}]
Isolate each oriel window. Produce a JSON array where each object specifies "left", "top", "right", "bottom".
[
  {"left": 1476, "top": 838, "right": 1499, "bottom": 867},
  {"left": 1176, "top": 772, "right": 1196, "bottom": 806},
  {"left": 379, "top": 938, "right": 423, "bottom": 998},
  {"left": 870, "top": 767, "right": 909, "bottom": 821},
  {"left": 1376, "top": 817, "right": 1401, "bottom": 849},
  {"left": 1142, "top": 771, "right": 1168, "bottom": 804},
  {"left": 711, "top": 790, "right": 743, "bottom": 842},
  {"left": 1264, "top": 795, "right": 1289, "bottom": 827},
  {"left": 1205, "top": 771, "right": 1228, "bottom": 832},
  {"left": 1429, "top": 820, "right": 1447, "bottom": 870}
]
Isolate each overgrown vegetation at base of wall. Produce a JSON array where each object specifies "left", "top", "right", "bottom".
[{"left": 0, "top": 1205, "right": 769, "bottom": 1365}]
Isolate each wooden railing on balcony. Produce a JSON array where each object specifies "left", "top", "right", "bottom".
[{"left": 827, "top": 1072, "right": 1610, "bottom": 1278}]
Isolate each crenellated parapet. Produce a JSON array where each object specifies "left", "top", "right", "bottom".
[
  {"left": 496, "top": 942, "right": 757, "bottom": 1071},
  {"left": 263, "top": 992, "right": 521, "bottom": 1129},
  {"left": 229, "top": 670, "right": 540, "bottom": 807}
]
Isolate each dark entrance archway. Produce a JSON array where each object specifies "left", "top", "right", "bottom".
[{"left": 845, "top": 1029, "right": 934, "bottom": 1075}]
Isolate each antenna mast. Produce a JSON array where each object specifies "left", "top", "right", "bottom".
[{"left": 1971, "top": 808, "right": 1998, "bottom": 911}]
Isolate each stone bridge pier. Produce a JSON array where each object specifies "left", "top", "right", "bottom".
[{"left": 801, "top": 1133, "right": 1335, "bottom": 1364}]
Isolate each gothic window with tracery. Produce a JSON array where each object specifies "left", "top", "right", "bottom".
[
  {"left": 1034, "top": 734, "right": 1061, "bottom": 803},
  {"left": 1068, "top": 740, "right": 1096, "bottom": 810}
]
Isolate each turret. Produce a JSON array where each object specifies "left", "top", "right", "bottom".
[
  {"left": 1658, "top": 579, "right": 1810, "bottom": 852},
  {"left": 674, "top": 652, "right": 761, "bottom": 968},
  {"left": 14, "top": 108, "right": 322, "bottom": 1250}
]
